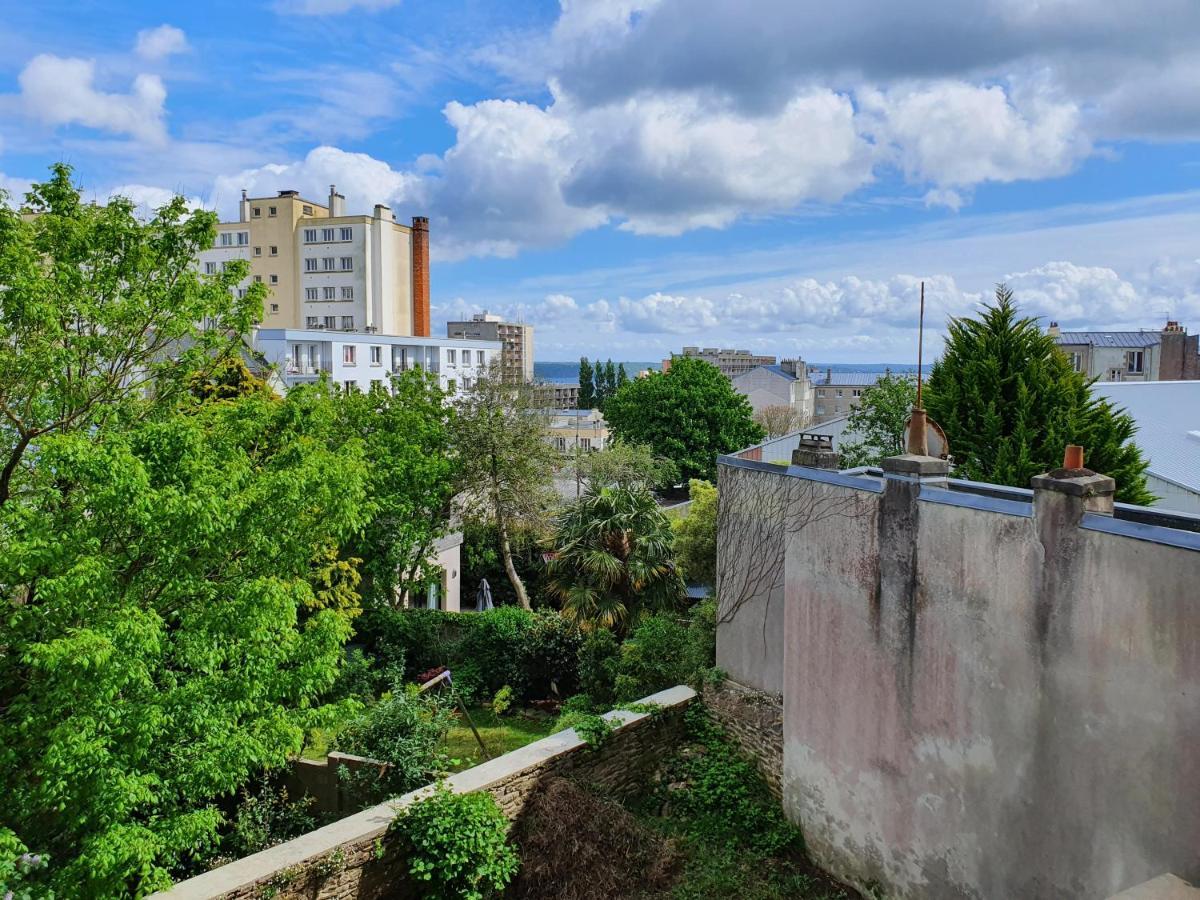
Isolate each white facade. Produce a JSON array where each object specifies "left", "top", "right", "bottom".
[{"left": 254, "top": 328, "right": 500, "bottom": 399}]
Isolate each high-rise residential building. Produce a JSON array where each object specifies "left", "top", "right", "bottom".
[
  {"left": 197, "top": 185, "right": 431, "bottom": 337},
  {"left": 446, "top": 312, "right": 534, "bottom": 382},
  {"left": 663, "top": 346, "right": 776, "bottom": 378},
  {"left": 1048, "top": 320, "right": 1200, "bottom": 381}
]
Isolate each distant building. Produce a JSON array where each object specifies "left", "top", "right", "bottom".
[
  {"left": 1048, "top": 320, "right": 1199, "bottom": 382},
  {"left": 544, "top": 408, "right": 609, "bottom": 454},
  {"left": 447, "top": 311, "right": 534, "bottom": 383},
  {"left": 733, "top": 414, "right": 856, "bottom": 464},
  {"left": 731, "top": 359, "right": 814, "bottom": 421},
  {"left": 810, "top": 369, "right": 894, "bottom": 422},
  {"left": 197, "top": 185, "right": 430, "bottom": 337},
  {"left": 664, "top": 346, "right": 776, "bottom": 378},
  {"left": 533, "top": 382, "right": 580, "bottom": 409},
  {"left": 254, "top": 328, "right": 499, "bottom": 398},
  {"left": 1092, "top": 381, "right": 1200, "bottom": 513}
]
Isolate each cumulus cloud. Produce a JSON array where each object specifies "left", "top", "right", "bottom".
[
  {"left": 106, "top": 183, "right": 206, "bottom": 218},
  {"left": 273, "top": 0, "right": 402, "bottom": 14},
  {"left": 135, "top": 25, "right": 188, "bottom": 61},
  {"left": 17, "top": 54, "right": 167, "bottom": 143}
]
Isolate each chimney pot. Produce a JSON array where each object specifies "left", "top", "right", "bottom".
[{"left": 1063, "top": 444, "right": 1084, "bottom": 470}]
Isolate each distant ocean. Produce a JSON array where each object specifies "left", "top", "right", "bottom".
[{"left": 534, "top": 361, "right": 925, "bottom": 383}]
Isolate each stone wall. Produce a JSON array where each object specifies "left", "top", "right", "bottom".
[
  {"left": 701, "top": 679, "right": 783, "bottom": 799},
  {"left": 153, "top": 686, "right": 694, "bottom": 900},
  {"left": 717, "top": 454, "right": 1200, "bottom": 900}
]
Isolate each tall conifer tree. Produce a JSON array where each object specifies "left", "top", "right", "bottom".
[{"left": 578, "top": 357, "right": 595, "bottom": 409}]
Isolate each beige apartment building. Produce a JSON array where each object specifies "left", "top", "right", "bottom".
[
  {"left": 664, "top": 346, "right": 777, "bottom": 378},
  {"left": 1048, "top": 320, "right": 1199, "bottom": 381},
  {"left": 197, "top": 186, "right": 430, "bottom": 337},
  {"left": 446, "top": 312, "right": 533, "bottom": 382}
]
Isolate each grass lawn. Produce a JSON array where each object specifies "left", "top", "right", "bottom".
[{"left": 442, "top": 706, "right": 558, "bottom": 771}]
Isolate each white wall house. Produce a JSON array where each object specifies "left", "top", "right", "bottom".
[{"left": 254, "top": 328, "right": 500, "bottom": 398}]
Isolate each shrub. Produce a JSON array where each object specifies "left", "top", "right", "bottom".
[
  {"left": 686, "top": 597, "right": 717, "bottom": 675},
  {"left": 334, "top": 687, "right": 454, "bottom": 804},
  {"left": 522, "top": 609, "right": 583, "bottom": 699},
  {"left": 221, "top": 781, "right": 318, "bottom": 860},
  {"left": 577, "top": 629, "right": 620, "bottom": 707},
  {"left": 449, "top": 659, "right": 487, "bottom": 707},
  {"left": 0, "top": 829, "right": 51, "bottom": 900},
  {"left": 394, "top": 784, "right": 518, "bottom": 900},
  {"left": 328, "top": 646, "right": 390, "bottom": 702},
  {"left": 453, "top": 607, "right": 535, "bottom": 699},
  {"left": 491, "top": 686, "right": 514, "bottom": 717},
  {"left": 553, "top": 710, "right": 613, "bottom": 748},
  {"left": 614, "top": 615, "right": 693, "bottom": 701}
]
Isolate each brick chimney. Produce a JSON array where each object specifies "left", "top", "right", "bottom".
[
  {"left": 411, "top": 216, "right": 430, "bottom": 337},
  {"left": 791, "top": 433, "right": 839, "bottom": 469},
  {"left": 1160, "top": 319, "right": 1199, "bottom": 380},
  {"left": 1047, "top": 321, "right": 1060, "bottom": 337}
]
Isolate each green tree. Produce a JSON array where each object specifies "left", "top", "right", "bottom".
[
  {"left": 188, "top": 350, "right": 274, "bottom": 403},
  {"left": 604, "top": 356, "right": 764, "bottom": 483},
  {"left": 837, "top": 372, "right": 918, "bottom": 467},
  {"left": 546, "top": 485, "right": 685, "bottom": 632},
  {"left": 616, "top": 362, "right": 629, "bottom": 389},
  {"left": 577, "top": 440, "right": 679, "bottom": 491},
  {"left": 925, "top": 285, "right": 1153, "bottom": 504},
  {"left": 0, "top": 164, "right": 260, "bottom": 508},
  {"left": 672, "top": 479, "right": 717, "bottom": 587},
  {"left": 577, "top": 357, "right": 595, "bottom": 409},
  {"left": 453, "top": 370, "right": 558, "bottom": 608},
  {"left": 333, "top": 370, "right": 457, "bottom": 607},
  {"left": 601, "top": 360, "right": 617, "bottom": 409}
]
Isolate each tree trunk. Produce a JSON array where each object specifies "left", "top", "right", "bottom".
[{"left": 496, "top": 512, "right": 530, "bottom": 609}]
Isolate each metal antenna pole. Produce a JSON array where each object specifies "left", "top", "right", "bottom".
[{"left": 917, "top": 280, "right": 925, "bottom": 409}]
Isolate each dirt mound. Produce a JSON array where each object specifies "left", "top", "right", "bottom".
[{"left": 507, "top": 777, "right": 679, "bottom": 900}]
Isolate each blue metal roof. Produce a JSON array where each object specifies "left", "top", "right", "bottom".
[
  {"left": 758, "top": 364, "right": 798, "bottom": 381},
  {"left": 1054, "top": 332, "right": 1162, "bottom": 349}
]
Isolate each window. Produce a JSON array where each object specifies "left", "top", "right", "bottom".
[
  {"left": 323, "top": 286, "right": 336, "bottom": 300},
  {"left": 268, "top": 206, "right": 277, "bottom": 217},
  {"left": 322, "top": 228, "right": 335, "bottom": 242},
  {"left": 836, "top": 389, "right": 844, "bottom": 398},
  {"left": 204, "top": 261, "right": 217, "bottom": 274},
  {"left": 339, "top": 227, "right": 352, "bottom": 241},
  {"left": 343, "top": 346, "right": 357, "bottom": 364},
  {"left": 447, "top": 349, "right": 457, "bottom": 364},
  {"left": 580, "top": 438, "right": 592, "bottom": 451},
  {"left": 370, "top": 346, "right": 382, "bottom": 365},
  {"left": 1127, "top": 350, "right": 1144, "bottom": 374},
  {"left": 236, "top": 232, "right": 248, "bottom": 246},
  {"left": 305, "top": 316, "right": 318, "bottom": 327},
  {"left": 446, "top": 378, "right": 456, "bottom": 393},
  {"left": 344, "top": 380, "right": 356, "bottom": 392},
  {"left": 252, "top": 207, "right": 261, "bottom": 217},
  {"left": 304, "top": 258, "right": 318, "bottom": 272},
  {"left": 253, "top": 275, "right": 262, "bottom": 283},
  {"left": 340, "top": 256, "right": 353, "bottom": 270},
  {"left": 302, "top": 204, "right": 314, "bottom": 215},
  {"left": 253, "top": 246, "right": 262, "bottom": 256},
  {"left": 269, "top": 245, "right": 278, "bottom": 256},
  {"left": 269, "top": 274, "right": 279, "bottom": 285},
  {"left": 371, "top": 379, "right": 383, "bottom": 392},
  {"left": 323, "top": 315, "right": 336, "bottom": 328},
  {"left": 270, "top": 303, "right": 279, "bottom": 314},
  {"left": 322, "top": 257, "right": 335, "bottom": 271},
  {"left": 305, "top": 287, "right": 319, "bottom": 300},
  {"left": 236, "top": 288, "right": 246, "bottom": 298},
  {"left": 477, "top": 350, "right": 485, "bottom": 365},
  {"left": 341, "top": 316, "right": 354, "bottom": 330},
  {"left": 220, "top": 232, "right": 232, "bottom": 247},
  {"left": 341, "top": 286, "right": 354, "bottom": 299},
  {"left": 1070, "top": 352, "right": 1083, "bottom": 372},
  {"left": 303, "top": 228, "right": 317, "bottom": 243},
  {"left": 852, "top": 389, "right": 863, "bottom": 398}
]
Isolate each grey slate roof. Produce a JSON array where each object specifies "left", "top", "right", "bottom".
[
  {"left": 1054, "top": 331, "right": 1162, "bottom": 349},
  {"left": 811, "top": 371, "right": 900, "bottom": 386},
  {"left": 758, "top": 364, "right": 799, "bottom": 381},
  {"left": 1092, "top": 381, "right": 1200, "bottom": 494}
]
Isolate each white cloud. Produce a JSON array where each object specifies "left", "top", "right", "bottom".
[
  {"left": 1003, "top": 261, "right": 1145, "bottom": 325},
  {"left": 273, "top": 0, "right": 402, "bottom": 14},
  {"left": 106, "top": 183, "right": 205, "bottom": 218},
  {"left": 17, "top": 54, "right": 167, "bottom": 143},
  {"left": 134, "top": 25, "right": 188, "bottom": 61}
]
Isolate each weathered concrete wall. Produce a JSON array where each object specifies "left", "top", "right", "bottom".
[
  {"left": 718, "top": 455, "right": 1200, "bottom": 900},
  {"left": 702, "top": 679, "right": 783, "bottom": 799},
  {"left": 153, "top": 686, "right": 694, "bottom": 900}
]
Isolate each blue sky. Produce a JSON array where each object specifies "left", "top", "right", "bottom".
[{"left": 3, "top": 0, "right": 1200, "bottom": 362}]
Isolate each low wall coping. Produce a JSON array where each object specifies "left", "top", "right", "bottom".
[
  {"left": 717, "top": 454, "right": 885, "bottom": 494},
  {"left": 919, "top": 485, "right": 1033, "bottom": 518},
  {"left": 152, "top": 684, "right": 696, "bottom": 899}
]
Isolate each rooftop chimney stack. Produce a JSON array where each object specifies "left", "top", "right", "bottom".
[
  {"left": 1048, "top": 321, "right": 1061, "bottom": 336},
  {"left": 328, "top": 184, "right": 345, "bottom": 217},
  {"left": 239, "top": 189, "right": 250, "bottom": 223},
  {"left": 411, "top": 216, "right": 430, "bottom": 337}
]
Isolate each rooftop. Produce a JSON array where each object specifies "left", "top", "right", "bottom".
[
  {"left": 1053, "top": 331, "right": 1163, "bottom": 348},
  {"left": 1092, "top": 381, "right": 1200, "bottom": 494}
]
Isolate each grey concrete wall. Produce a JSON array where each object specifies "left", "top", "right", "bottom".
[{"left": 718, "top": 456, "right": 1200, "bottom": 899}]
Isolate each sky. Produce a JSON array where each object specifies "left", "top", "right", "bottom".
[{"left": 2, "top": 1, "right": 1200, "bottom": 362}]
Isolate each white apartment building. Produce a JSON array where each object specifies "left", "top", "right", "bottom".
[
  {"left": 254, "top": 328, "right": 500, "bottom": 398},
  {"left": 446, "top": 312, "right": 534, "bottom": 383},
  {"left": 197, "top": 186, "right": 431, "bottom": 337}
]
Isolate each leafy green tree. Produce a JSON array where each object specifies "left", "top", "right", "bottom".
[
  {"left": 601, "top": 360, "right": 617, "bottom": 409},
  {"left": 189, "top": 351, "right": 274, "bottom": 403},
  {"left": 837, "top": 373, "right": 917, "bottom": 467},
  {"left": 0, "top": 164, "right": 261, "bottom": 508},
  {"left": 577, "top": 357, "right": 595, "bottom": 409},
  {"left": 604, "top": 356, "right": 764, "bottom": 483},
  {"left": 926, "top": 285, "right": 1153, "bottom": 504},
  {"left": 577, "top": 440, "right": 679, "bottom": 491},
  {"left": 453, "top": 370, "right": 558, "bottom": 608},
  {"left": 617, "top": 362, "right": 629, "bottom": 389},
  {"left": 673, "top": 479, "right": 717, "bottom": 587},
  {"left": 547, "top": 485, "right": 685, "bottom": 632},
  {"left": 333, "top": 370, "right": 457, "bottom": 607}
]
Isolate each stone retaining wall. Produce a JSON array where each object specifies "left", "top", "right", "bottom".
[
  {"left": 702, "top": 679, "right": 783, "bottom": 798},
  {"left": 153, "top": 685, "right": 695, "bottom": 900}
]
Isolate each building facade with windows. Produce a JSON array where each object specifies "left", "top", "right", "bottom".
[
  {"left": 197, "top": 186, "right": 431, "bottom": 337},
  {"left": 446, "top": 312, "right": 533, "bottom": 383},
  {"left": 663, "top": 346, "right": 777, "bottom": 378},
  {"left": 731, "top": 359, "right": 814, "bottom": 420},
  {"left": 1048, "top": 321, "right": 1200, "bottom": 382},
  {"left": 253, "top": 328, "right": 499, "bottom": 398},
  {"left": 544, "top": 408, "right": 609, "bottom": 454}
]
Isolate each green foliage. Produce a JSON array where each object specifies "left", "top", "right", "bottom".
[
  {"left": 837, "top": 373, "right": 918, "bottom": 468},
  {"left": 577, "top": 629, "right": 621, "bottom": 706},
  {"left": 459, "top": 517, "right": 548, "bottom": 609},
  {"left": 672, "top": 480, "right": 718, "bottom": 586},
  {"left": 220, "top": 782, "right": 318, "bottom": 862},
  {"left": 925, "top": 285, "right": 1154, "bottom": 504},
  {"left": 394, "top": 784, "right": 518, "bottom": 900},
  {"left": 687, "top": 597, "right": 718, "bottom": 675},
  {"left": 578, "top": 357, "right": 595, "bottom": 410},
  {"left": 491, "top": 686, "right": 514, "bottom": 717},
  {"left": 334, "top": 687, "right": 454, "bottom": 803},
  {"left": 667, "top": 706, "right": 800, "bottom": 856},
  {"left": 189, "top": 352, "right": 274, "bottom": 403},
  {"left": 547, "top": 484, "right": 686, "bottom": 632},
  {"left": 577, "top": 440, "right": 679, "bottom": 491},
  {"left": 615, "top": 614, "right": 694, "bottom": 701},
  {"left": 0, "top": 829, "right": 52, "bottom": 900},
  {"left": 604, "top": 356, "right": 764, "bottom": 483},
  {"left": 557, "top": 712, "right": 614, "bottom": 748}
]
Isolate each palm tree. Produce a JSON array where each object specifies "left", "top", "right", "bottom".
[{"left": 546, "top": 484, "right": 685, "bottom": 632}]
